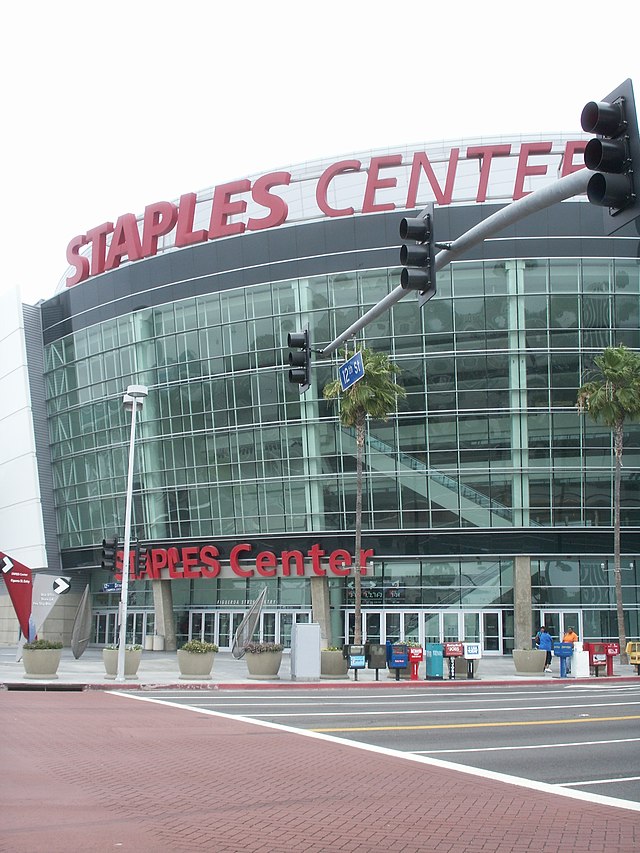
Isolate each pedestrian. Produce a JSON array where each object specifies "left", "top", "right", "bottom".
[
  {"left": 537, "top": 626, "right": 553, "bottom": 672},
  {"left": 563, "top": 626, "right": 579, "bottom": 674}
]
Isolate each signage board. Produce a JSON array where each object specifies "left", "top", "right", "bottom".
[{"left": 339, "top": 351, "right": 365, "bottom": 392}]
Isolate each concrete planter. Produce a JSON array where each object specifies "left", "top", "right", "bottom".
[
  {"left": 103, "top": 648, "right": 142, "bottom": 680},
  {"left": 177, "top": 650, "right": 215, "bottom": 680},
  {"left": 22, "top": 648, "right": 62, "bottom": 679},
  {"left": 245, "top": 650, "right": 282, "bottom": 680},
  {"left": 513, "top": 648, "right": 546, "bottom": 675},
  {"left": 321, "top": 650, "right": 349, "bottom": 679}
]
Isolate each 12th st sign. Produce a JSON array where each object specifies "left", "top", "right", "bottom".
[{"left": 339, "top": 351, "right": 365, "bottom": 391}]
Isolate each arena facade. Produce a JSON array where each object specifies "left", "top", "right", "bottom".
[{"left": 1, "top": 133, "right": 639, "bottom": 653}]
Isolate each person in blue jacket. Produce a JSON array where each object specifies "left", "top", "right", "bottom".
[{"left": 537, "top": 626, "right": 553, "bottom": 672}]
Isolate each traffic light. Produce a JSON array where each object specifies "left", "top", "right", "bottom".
[
  {"left": 137, "top": 544, "right": 148, "bottom": 573},
  {"left": 287, "top": 329, "right": 311, "bottom": 392},
  {"left": 580, "top": 78, "right": 640, "bottom": 234},
  {"left": 101, "top": 537, "right": 118, "bottom": 572},
  {"left": 399, "top": 202, "right": 436, "bottom": 302}
]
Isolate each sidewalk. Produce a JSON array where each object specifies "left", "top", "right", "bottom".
[
  {"left": 1, "top": 644, "right": 638, "bottom": 689},
  {"left": 2, "top": 670, "right": 639, "bottom": 852}
]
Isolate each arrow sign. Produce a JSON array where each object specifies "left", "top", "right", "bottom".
[
  {"left": 1, "top": 556, "right": 13, "bottom": 573},
  {"left": 54, "top": 577, "right": 71, "bottom": 595},
  {"left": 339, "top": 351, "right": 365, "bottom": 392}
]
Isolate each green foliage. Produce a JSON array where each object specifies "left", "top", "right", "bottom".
[
  {"left": 323, "top": 348, "right": 406, "bottom": 426},
  {"left": 104, "top": 644, "right": 142, "bottom": 651},
  {"left": 23, "top": 639, "right": 63, "bottom": 650},
  {"left": 180, "top": 639, "right": 218, "bottom": 654},
  {"left": 243, "top": 641, "right": 284, "bottom": 654},
  {"left": 577, "top": 345, "right": 640, "bottom": 427}
]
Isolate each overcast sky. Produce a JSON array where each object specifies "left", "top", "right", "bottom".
[{"left": 2, "top": 1, "right": 640, "bottom": 306}]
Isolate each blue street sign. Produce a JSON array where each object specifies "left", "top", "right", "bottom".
[
  {"left": 339, "top": 351, "right": 365, "bottom": 391},
  {"left": 103, "top": 582, "right": 122, "bottom": 593}
]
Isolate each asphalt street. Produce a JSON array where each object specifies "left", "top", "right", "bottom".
[{"left": 135, "top": 680, "right": 640, "bottom": 807}]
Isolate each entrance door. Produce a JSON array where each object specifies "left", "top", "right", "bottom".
[
  {"left": 94, "top": 612, "right": 118, "bottom": 645},
  {"left": 539, "top": 611, "right": 582, "bottom": 642}
]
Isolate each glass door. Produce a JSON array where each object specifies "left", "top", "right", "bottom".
[
  {"left": 539, "top": 610, "right": 582, "bottom": 643},
  {"left": 482, "top": 611, "right": 502, "bottom": 653},
  {"left": 94, "top": 612, "right": 118, "bottom": 645}
]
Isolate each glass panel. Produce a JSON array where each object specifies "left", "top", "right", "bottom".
[
  {"left": 483, "top": 613, "right": 500, "bottom": 652},
  {"left": 262, "top": 612, "right": 276, "bottom": 643},
  {"left": 204, "top": 613, "right": 216, "bottom": 643},
  {"left": 366, "top": 613, "right": 381, "bottom": 643},
  {"left": 280, "top": 613, "right": 293, "bottom": 647},
  {"left": 424, "top": 612, "right": 440, "bottom": 643},
  {"left": 218, "top": 614, "right": 230, "bottom": 648},
  {"left": 443, "top": 612, "right": 460, "bottom": 641},
  {"left": 385, "top": 612, "right": 401, "bottom": 643},
  {"left": 403, "top": 612, "right": 420, "bottom": 643},
  {"left": 463, "top": 612, "right": 480, "bottom": 642}
]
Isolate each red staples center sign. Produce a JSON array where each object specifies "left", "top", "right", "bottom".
[
  {"left": 113, "top": 543, "right": 374, "bottom": 582},
  {"left": 65, "top": 138, "right": 588, "bottom": 287}
]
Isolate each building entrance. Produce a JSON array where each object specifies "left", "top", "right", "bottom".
[
  {"left": 537, "top": 610, "right": 583, "bottom": 643},
  {"left": 93, "top": 610, "right": 151, "bottom": 645},
  {"left": 346, "top": 609, "right": 503, "bottom": 654},
  {"left": 188, "top": 609, "right": 312, "bottom": 650}
]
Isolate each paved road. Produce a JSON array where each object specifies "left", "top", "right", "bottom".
[{"left": 145, "top": 680, "right": 640, "bottom": 806}]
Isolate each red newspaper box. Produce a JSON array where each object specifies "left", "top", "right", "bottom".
[
  {"left": 408, "top": 646, "right": 423, "bottom": 680},
  {"left": 584, "top": 641, "right": 619, "bottom": 676},
  {"left": 442, "top": 642, "right": 464, "bottom": 679}
]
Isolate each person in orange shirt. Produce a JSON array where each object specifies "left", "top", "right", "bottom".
[{"left": 563, "top": 626, "right": 579, "bottom": 673}]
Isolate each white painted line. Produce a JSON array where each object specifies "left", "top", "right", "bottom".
[
  {"left": 559, "top": 776, "right": 640, "bottom": 787},
  {"left": 414, "top": 737, "right": 640, "bottom": 754},
  {"left": 168, "top": 699, "right": 640, "bottom": 718},
  {"left": 109, "top": 691, "right": 640, "bottom": 814}
]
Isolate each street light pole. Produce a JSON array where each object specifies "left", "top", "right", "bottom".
[{"left": 116, "top": 384, "right": 148, "bottom": 683}]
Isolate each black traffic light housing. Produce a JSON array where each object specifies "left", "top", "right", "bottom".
[
  {"left": 287, "top": 328, "right": 311, "bottom": 393},
  {"left": 137, "top": 544, "right": 148, "bottom": 573},
  {"left": 101, "top": 536, "right": 118, "bottom": 572},
  {"left": 581, "top": 78, "right": 640, "bottom": 234},
  {"left": 399, "top": 202, "right": 436, "bottom": 303}
]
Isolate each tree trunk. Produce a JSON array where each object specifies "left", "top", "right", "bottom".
[
  {"left": 614, "top": 421, "right": 628, "bottom": 664},
  {"left": 354, "top": 413, "right": 364, "bottom": 644}
]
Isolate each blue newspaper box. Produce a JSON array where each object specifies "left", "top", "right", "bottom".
[
  {"left": 424, "top": 643, "right": 444, "bottom": 680},
  {"left": 553, "top": 641, "right": 574, "bottom": 678},
  {"left": 387, "top": 642, "right": 409, "bottom": 681}
]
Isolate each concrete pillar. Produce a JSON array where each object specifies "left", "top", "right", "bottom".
[
  {"left": 152, "top": 579, "right": 176, "bottom": 650},
  {"left": 310, "top": 577, "right": 331, "bottom": 647},
  {"left": 514, "top": 555, "right": 532, "bottom": 650}
]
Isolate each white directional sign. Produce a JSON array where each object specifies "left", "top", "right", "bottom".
[
  {"left": 339, "top": 351, "right": 365, "bottom": 392},
  {"left": 53, "top": 577, "right": 71, "bottom": 595}
]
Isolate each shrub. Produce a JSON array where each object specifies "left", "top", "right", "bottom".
[
  {"left": 243, "top": 641, "right": 284, "bottom": 654},
  {"left": 180, "top": 639, "right": 218, "bottom": 654},
  {"left": 23, "top": 639, "right": 63, "bottom": 650},
  {"left": 104, "top": 644, "right": 143, "bottom": 651}
]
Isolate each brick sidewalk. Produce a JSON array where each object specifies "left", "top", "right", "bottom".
[{"left": 1, "top": 690, "right": 638, "bottom": 853}]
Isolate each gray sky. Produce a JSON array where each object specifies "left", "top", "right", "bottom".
[{"left": 2, "top": 0, "right": 639, "bottom": 305}]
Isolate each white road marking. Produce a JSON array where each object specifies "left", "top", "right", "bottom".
[
  {"left": 559, "top": 775, "right": 640, "bottom": 787},
  {"left": 413, "top": 736, "right": 640, "bottom": 754}
]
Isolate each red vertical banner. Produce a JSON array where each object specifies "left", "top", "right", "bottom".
[{"left": 0, "top": 551, "right": 34, "bottom": 639}]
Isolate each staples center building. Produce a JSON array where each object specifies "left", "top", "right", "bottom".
[{"left": 2, "top": 133, "right": 639, "bottom": 654}]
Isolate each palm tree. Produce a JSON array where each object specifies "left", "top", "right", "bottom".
[
  {"left": 577, "top": 345, "right": 640, "bottom": 665},
  {"left": 323, "top": 348, "right": 406, "bottom": 644}
]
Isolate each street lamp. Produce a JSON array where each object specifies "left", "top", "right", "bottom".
[{"left": 116, "top": 384, "right": 148, "bottom": 683}]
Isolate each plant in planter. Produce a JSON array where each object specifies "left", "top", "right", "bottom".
[
  {"left": 103, "top": 644, "right": 143, "bottom": 680},
  {"left": 242, "top": 641, "right": 284, "bottom": 679},
  {"left": 22, "top": 639, "right": 63, "bottom": 679},
  {"left": 512, "top": 647, "right": 547, "bottom": 675},
  {"left": 321, "top": 646, "right": 349, "bottom": 679},
  {"left": 177, "top": 639, "right": 219, "bottom": 680}
]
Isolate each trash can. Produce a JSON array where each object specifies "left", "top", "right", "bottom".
[
  {"left": 144, "top": 635, "right": 154, "bottom": 651},
  {"left": 424, "top": 643, "right": 443, "bottom": 680},
  {"left": 152, "top": 635, "right": 165, "bottom": 651}
]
